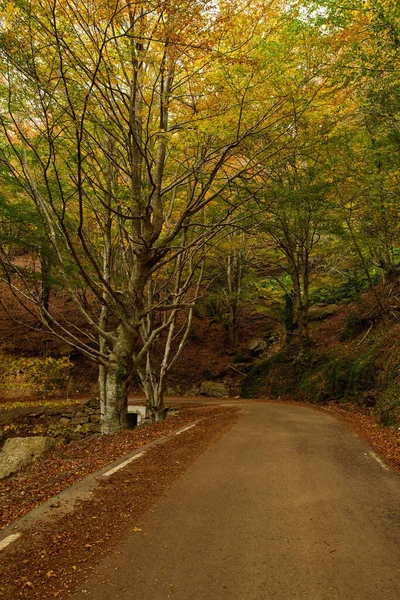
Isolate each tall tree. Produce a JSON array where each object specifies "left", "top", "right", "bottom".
[{"left": 0, "top": 0, "right": 297, "bottom": 431}]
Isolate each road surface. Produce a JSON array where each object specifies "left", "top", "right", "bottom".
[{"left": 72, "top": 402, "right": 400, "bottom": 600}]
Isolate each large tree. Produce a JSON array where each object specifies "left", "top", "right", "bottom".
[{"left": 0, "top": 0, "right": 298, "bottom": 431}]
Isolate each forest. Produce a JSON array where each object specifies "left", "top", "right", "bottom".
[{"left": 0, "top": 0, "right": 399, "bottom": 434}]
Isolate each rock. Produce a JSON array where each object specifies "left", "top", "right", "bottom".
[
  {"left": 29, "top": 410, "right": 45, "bottom": 418},
  {"left": 80, "top": 397, "right": 100, "bottom": 410},
  {"left": 59, "top": 417, "right": 71, "bottom": 426},
  {"left": 308, "top": 303, "right": 341, "bottom": 321},
  {"left": 85, "top": 433, "right": 101, "bottom": 441},
  {"left": 248, "top": 338, "right": 268, "bottom": 356},
  {"left": 45, "top": 407, "right": 63, "bottom": 416},
  {"left": 0, "top": 436, "right": 56, "bottom": 479},
  {"left": 200, "top": 381, "right": 229, "bottom": 398},
  {"left": 90, "top": 415, "right": 100, "bottom": 423},
  {"left": 79, "top": 397, "right": 92, "bottom": 406},
  {"left": 75, "top": 411, "right": 86, "bottom": 418},
  {"left": 71, "top": 416, "right": 89, "bottom": 425},
  {"left": 88, "top": 423, "right": 101, "bottom": 433},
  {"left": 61, "top": 407, "right": 76, "bottom": 415}
]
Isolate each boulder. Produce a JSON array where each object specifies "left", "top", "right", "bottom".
[
  {"left": 0, "top": 436, "right": 56, "bottom": 480},
  {"left": 61, "top": 407, "right": 76, "bottom": 415},
  {"left": 308, "top": 303, "right": 341, "bottom": 321},
  {"left": 200, "top": 381, "right": 229, "bottom": 398},
  {"left": 248, "top": 338, "right": 268, "bottom": 356}
]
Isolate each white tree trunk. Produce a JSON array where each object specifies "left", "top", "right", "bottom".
[
  {"left": 138, "top": 354, "right": 166, "bottom": 423},
  {"left": 100, "top": 328, "right": 134, "bottom": 434},
  {"left": 102, "top": 361, "right": 129, "bottom": 434}
]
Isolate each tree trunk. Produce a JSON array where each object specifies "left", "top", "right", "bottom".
[
  {"left": 226, "top": 250, "right": 243, "bottom": 346},
  {"left": 138, "top": 354, "right": 166, "bottom": 423},
  {"left": 39, "top": 243, "right": 52, "bottom": 318},
  {"left": 98, "top": 362, "right": 107, "bottom": 422},
  {"left": 100, "top": 328, "right": 134, "bottom": 434},
  {"left": 283, "top": 292, "right": 295, "bottom": 345},
  {"left": 101, "top": 360, "right": 129, "bottom": 434},
  {"left": 301, "top": 262, "right": 310, "bottom": 342},
  {"left": 287, "top": 258, "right": 310, "bottom": 351},
  {"left": 144, "top": 379, "right": 166, "bottom": 423}
]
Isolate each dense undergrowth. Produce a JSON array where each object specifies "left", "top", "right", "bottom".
[{"left": 242, "top": 286, "right": 400, "bottom": 427}]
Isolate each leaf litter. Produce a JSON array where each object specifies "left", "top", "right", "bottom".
[{"left": 0, "top": 404, "right": 238, "bottom": 599}]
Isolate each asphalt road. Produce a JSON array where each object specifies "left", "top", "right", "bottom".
[{"left": 72, "top": 402, "right": 400, "bottom": 600}]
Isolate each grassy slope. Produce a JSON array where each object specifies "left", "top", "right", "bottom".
[{"left": 242, "top": 282, "right": 400, "bottom": 427}]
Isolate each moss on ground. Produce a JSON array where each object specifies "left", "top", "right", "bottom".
[{"left": 241, "top": 329, "right": 400, "bottom": 427}]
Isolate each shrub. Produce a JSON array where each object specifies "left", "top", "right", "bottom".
[
  {"left": 323, "top": 355, "right": 350, "bottom": 398},
  {"left": 375, "top": 382, "right": 400, "bottom": 426},
  {"left": 298, "top": 370, "right": 326, "bottom": 403},
  {"left": 340, "top": 311, "right": 371, "bottom": 341},
  {"left": 0, "top": 355, "right": 73, "bottom": 394},
  {"left": 322, "top": 350, "right": 377, "bottom": 401},
  {"left": 241, "top": 360, "right": 270, "bottom": 398},
  {"left": 241, "top": 350, "right": 306, "bottom": 398}
]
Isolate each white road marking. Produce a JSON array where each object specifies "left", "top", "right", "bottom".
[
  {"left": 0, "top": 533, "right": 21, "bottom": 551},
  {"left": 103, "top": 451, "right": 146, "bottom": 477},
  {"left": 369, "top": 451, "right": 389, "bottom": 471},
  {"left": 103, "top": 422, "right": 197, "bottom": 477},
  {"left": 175, "top": 424, "right": 196, "bottom": 435}
]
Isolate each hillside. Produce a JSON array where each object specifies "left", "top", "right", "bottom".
[
  {"left": 242, "top": 280, "right": 400, "bottom": 428},
  {"left": 1, "top": 273, "right": 400, "bottom": 435},
  {"left": 0, "top": 277, "right": 272, "bottom": 401}
]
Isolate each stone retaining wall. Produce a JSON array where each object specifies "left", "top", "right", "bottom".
[
  {"left": 55, "top": 397, "right": 101, "bottom": 439},
  {"left": 28, "top": 397, "right": 102, "bottom": 440}
]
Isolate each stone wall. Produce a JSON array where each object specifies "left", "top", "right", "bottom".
[
  {"left": 26, "top": 397, "right": 102, "bottom": 441},
  {"left": 54, "top": 397, "right": 101, "bottom": 439}
]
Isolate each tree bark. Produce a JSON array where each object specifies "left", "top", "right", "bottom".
[
  {"left": 39, "top": 243, "right": 52, "bottom": 317},
  {"left": 287, "top": 254, "right": 310, "bottom": 350},
  {"left": 139, "top": 354, "right": 166, "bottom": 423},
  {"left": 100, "top": 328, "right": 135, "bottom": 434},
  {"left": 226, "top": 250, "right": 242, "bottom": 346},
  {"left": 101, "top": 362, "right": 129, "bottom": 434}
]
